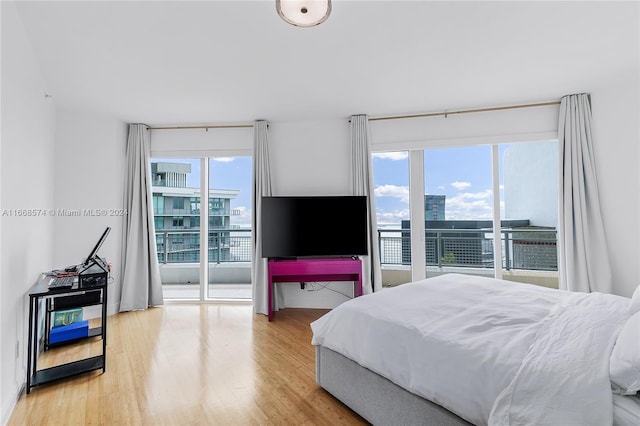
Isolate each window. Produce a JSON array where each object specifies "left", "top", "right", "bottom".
[
  {"left": 373, "top": 141, "right": 558, "bottom": 287},
  {"left": 189, "top": 198, "right": 200, "bottom": 214},
  {"left": 153, "top": 195, "right": 164, "bottom": 215}
]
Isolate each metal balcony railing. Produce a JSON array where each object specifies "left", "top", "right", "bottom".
[
  {"left": 154, "top": 227, "right": 558, "bottom": 272},
  {"left": 378, "top": 227, "right": 558, "bottom": 271},
  {"left": 155, "top": 229, "right": 252, "bottom": 264}
]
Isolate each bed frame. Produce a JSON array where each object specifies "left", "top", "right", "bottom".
[{"left": 315, "top": 345, "right": 472, "bottom": 425}]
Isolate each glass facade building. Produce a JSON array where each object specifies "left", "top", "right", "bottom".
[{"left": 151, "top": 161, "right": 239, "bottom": 263}]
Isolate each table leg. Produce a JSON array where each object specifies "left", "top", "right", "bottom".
[{"left": 268, "top": 276, "right": 273, "bottom": 321}]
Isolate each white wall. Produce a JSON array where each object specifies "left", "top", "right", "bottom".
[
  {"left": 150, "top": 125, "right": 253, "bottom": 158},
  {"left": 53, "top": 109, "right": 127, "bottom": 314},
  {"left": 369, "top": 103, "right": 559, "bottom": 151},
  {"left": 269, "top": 119, "right": 352, "bottom": 196},
  {"left": 590, "top": 67, "right": 640, "bottom": 297},
  {"left": 1, "top": 2, "right": 55, "bottom": 423}
]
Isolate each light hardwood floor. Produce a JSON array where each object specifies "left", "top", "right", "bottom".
[{"left": 9, "top": 305, "right": 368, "bottom": 425}]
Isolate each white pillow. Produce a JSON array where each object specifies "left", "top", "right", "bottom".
[
  {"left": 630, "top": 285, "right": 640, "bottom": 315},
  {"left": 610, "top": 311, "right": 640, "bottom": 395}
]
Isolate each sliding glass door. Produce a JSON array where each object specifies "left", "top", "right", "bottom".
[
  {"left": 150, "top": 156, "right": 253, "bottom": 301},
  {"left": 372, "top": 140, "right": 559, "bottom": 288}
]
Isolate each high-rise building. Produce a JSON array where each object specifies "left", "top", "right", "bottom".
[
  {"left": 151, "top": 161, "right": 239, "bottom": 263},
  {"left": 424, "top": 195, "right": 446, "bottom": 220}
]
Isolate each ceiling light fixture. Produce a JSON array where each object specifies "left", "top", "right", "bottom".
[{"left": 276, "top": 0, "right": 331, "bottom": 27}]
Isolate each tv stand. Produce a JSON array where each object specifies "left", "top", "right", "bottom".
[{"left": 267, "top": 257, "right": 363, "bottom": 321}]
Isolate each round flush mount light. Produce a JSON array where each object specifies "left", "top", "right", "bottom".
[{"left": 276, "top": 0, "right": 332, "bottom": 27}]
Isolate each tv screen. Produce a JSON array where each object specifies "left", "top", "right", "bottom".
[{"left": 261, "top": 196, "right": 369, "bottom": 258}]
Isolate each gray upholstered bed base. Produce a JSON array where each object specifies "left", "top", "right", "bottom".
[{"left": 316, "top": 346, "right": 472, "bottom": 426}]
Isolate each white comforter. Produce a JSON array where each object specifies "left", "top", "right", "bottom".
[{"left": 310, "top": 274, "right": 630, "bottom": 426}]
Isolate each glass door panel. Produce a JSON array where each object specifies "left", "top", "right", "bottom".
[
  {"left": 423, "top": 146, "right": 494, "bottom": 278},
  {"left": 207, "top": 156, "right": 252, "bottom": 299},
  {"left": 151, "top": 158, "right": 201, "bottom": 299},
  {"left": 371, "top": 151, "right": 411, "bottom": 287},
  {"left": 499, "top": 141, "right": 559, "bottom": 287}
]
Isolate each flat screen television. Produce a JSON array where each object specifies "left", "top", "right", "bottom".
[{"left": 261, "top": 196, "right": 369, "bottom": 258}]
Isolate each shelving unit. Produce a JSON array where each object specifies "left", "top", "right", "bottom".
[{"left": 26, "top": 274, "right": 108, "bottom": 394}]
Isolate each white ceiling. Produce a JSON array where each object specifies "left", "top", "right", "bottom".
[{"left": 13, "top": 0, "right": 639, "bottom": 125}]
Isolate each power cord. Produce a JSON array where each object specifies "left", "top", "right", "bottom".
[{"left": 305, "top": 281, "right": 353, "bottom": 299}]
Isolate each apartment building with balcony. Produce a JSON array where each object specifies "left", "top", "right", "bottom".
[{"left": 151, "top": 161, "right": 240, "bottom": 263}]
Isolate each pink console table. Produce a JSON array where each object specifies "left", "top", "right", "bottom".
[{"left": 267, "top": 257, "right": 363, "bottom": 321}]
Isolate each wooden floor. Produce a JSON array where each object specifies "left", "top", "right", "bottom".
[{"left": 9, "top": 305, "right": 368, "bottom": 426}]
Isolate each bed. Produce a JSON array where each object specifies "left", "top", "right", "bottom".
[{"left": 311, "top": 273, "right": 640, "bottom": 426}]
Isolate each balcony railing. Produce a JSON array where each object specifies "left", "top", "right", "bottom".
[
  {"left": 378, "top": 227, "right": 557, "bottom": 271},
  {"left": 154, "top": 227, "right": 558, "bottom": 272},
  {"left": 155, "top": 229, "right": 252, "bottom": 264}
]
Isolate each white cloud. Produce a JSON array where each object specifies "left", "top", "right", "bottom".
[
  {"left": 212, "top": 157, "right": 234, "bottom": 163},
  {"left": 372, "top": 152, "right": 408, "bottom": 161},
  {"left": 374, "top": 184, "right": 409, "bottom": 203},
  {"left": 457, "top": 189, "right": 492, "bottom": 200},
  {"left": 445, "top": 189, "right": 494, "bottom": 220},
  {"left": 230, "top": 205, "right": 251, "bottom": 227},
  {"left": 451, "top": 181, "right": 471, "bottom": 191},
  {"left": 376, "top": 208, "right": 410, "bottom": 225}
]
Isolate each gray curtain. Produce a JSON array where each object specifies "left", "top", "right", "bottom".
[
  {"left": 557, "top": 94, "right": 612, "bottom": 293},
  {"left": 251, "top": 120, "right": 273, "bottom": 315},
  {"left": 350, "top": 115, "right": 383, "bottom": 293},
  {"left": 119, "top": 124, "right": 163, "bottom": 311}
]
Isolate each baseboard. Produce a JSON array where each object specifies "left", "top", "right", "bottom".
[{"left": 1, "top": 382, "right": 24, "bottom": 426}]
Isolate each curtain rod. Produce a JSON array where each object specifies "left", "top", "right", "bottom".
[
  {"left": 360, "top": 100, "right": 561, "bottom": 122},
  {"left": 148, "top": 124, "right": 254, "bottom": 130},
  {"left": 147, "top": 100, "right": 561, "bottom": 128}
]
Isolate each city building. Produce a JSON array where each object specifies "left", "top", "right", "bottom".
[
  {"left": 401, "top": 219, "right": 538, "bottom": 268},
  {"left": 424, "top": 195, "right": 446, "bottom": 220},
  {"left": 151, "top": 161, "right": 239, "bottom": 263}
]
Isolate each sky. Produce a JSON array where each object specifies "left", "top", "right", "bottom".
[
  {"left": 153, "top": 144, "right": 521, "bottom": 229},
  {"left": 152, "top": 156, "right": 253, "bottom": 227},
  {"left": 373, "top": 145, "right": 504, "bottom": 226}
]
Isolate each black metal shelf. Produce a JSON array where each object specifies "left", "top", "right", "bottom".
[
  {"left": 27, "top": 274, "right": 108, "bottom": 394},
  {"left": 30, "top": 356, "right": 104, "bottom": 388}
]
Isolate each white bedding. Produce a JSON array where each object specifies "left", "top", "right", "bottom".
[
  {"left": 311, "top": 273, "right": 630, "bottom": 426},
  {"left": 613, "top": 394, "right": 640, "bottom": 426}
]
